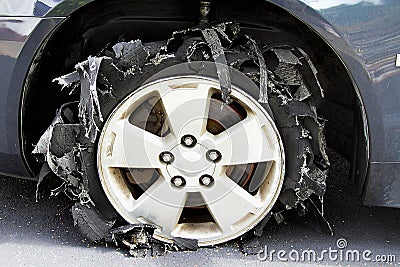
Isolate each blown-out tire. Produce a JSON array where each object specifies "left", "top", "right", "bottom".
[{"left": 72, "top": 37, "right": 328, "bottom": 244}]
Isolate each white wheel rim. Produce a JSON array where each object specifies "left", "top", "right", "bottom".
[{"left": 97, "top": 76, "right": 285, "bottom": 246}]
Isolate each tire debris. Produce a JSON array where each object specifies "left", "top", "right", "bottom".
[{"left": 33, "top": 21, "right": 331, "bottom": 256}]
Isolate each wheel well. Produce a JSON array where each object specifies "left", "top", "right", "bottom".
[{"left": 22, "top": 0, "right": 361, "bottom": 177}]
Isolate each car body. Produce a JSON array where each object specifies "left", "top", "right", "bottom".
[{"left": 0, "top": 0, "right": 399, "bottom": 212}]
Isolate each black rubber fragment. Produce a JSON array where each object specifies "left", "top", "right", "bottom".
[
  {"left": 240, "top": 237, "right": 263, "bottom": 255},
  {"left": 172, "top": 237, "right": 199, "bottom": 251},
  {"left": 35, "top": 162, "right": 54, "bottom": 201},
  {"left": 111, "top": 40, "right": 150, "bottom": 70},
  {"left": 103, "top": 224, "right": 174, "bottom": 257},
  {"left": 151, "top": 241, "right": 168, "bottom": 257},
  {"left": 35, "top": 21, "right": 331, "bottom": 253},
  {"left": 253, "top": 212, "right": 272, "bottom": 237},
  {"left": 71, "top": 203, "right": 114, "bottom": 242}
]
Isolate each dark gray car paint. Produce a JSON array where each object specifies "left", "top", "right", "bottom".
[
  {"left": 0, "top": 0, "right": 399, "bottom": 206},
  {"left": 0, "top": 17, "right": 62, "bottom": 178}
]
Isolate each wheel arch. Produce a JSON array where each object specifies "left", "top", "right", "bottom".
[{"left": 263, "top": 0, "right": 372, "bottom": 196}]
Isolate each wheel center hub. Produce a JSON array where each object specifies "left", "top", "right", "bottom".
[
  {"left": 167, "top": 142, "right": 215, "bottom": 179},
  {"left": 181, "top": 149, "right": 202, "bottom": 162}
]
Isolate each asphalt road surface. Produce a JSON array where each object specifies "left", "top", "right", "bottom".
[{"left": 1, "top": 150, "right": 399, "bottom": 266}]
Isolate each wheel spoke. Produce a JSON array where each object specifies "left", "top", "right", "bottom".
[
  {"left": 129, "top": 178, "right": 187, "bottom": 233},
  {"left": 201, "top": 174, "right": 261, "bottom": 232},
  {"left": 103, "top": 120, "right": 165, "bottom": 169},
  {"left": 212, "top": 115, "right": 276, "bottom": 165},
  {"left": 157, "top": 83, "right": 211, "bottom": 137}
]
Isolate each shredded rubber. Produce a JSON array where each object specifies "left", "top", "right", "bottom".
[
  {"left": 33, "top": 21, "right": 331, "bottom": 254},
  {"left": 201, "top": 27, "right": 232, "bottom": 104}
]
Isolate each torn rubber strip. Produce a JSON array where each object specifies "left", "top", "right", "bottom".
[
  {"left": 32, "top": 102, "right": 95, "bottom": 205},
  {"left": 201, "top": 28, "right": 232, "bottom": 104},
  {"left": 247, "top": 36, "right": 268, "bottom": 103},
  {"left": 53, "top": 71, "right": 80, "bottom": 90},
  {"left": 72, "top": 203, "right": 115, "bottom": 242},
  {"left": 297, "top": 47, "right": 324, "bottom": 98},
  {"left": 172, "top": 237, "right": 199, "bottom": 251},
  {"left": 32, "top": 103, "right": 67, "bottom": 155},
  {"left": 53, "top": 57, "right": 108, "bottom": 143},
  {"left": 112, "top": 40, "right": 150, "bottom": 70},
  {"left": 272, "top": 48, "right": 302, "bottom": 65},
  {"left": 76, "top": 56, "right": 106, "bottom": 142},
  {"left": 105, "top": 224, "right": 157, "bottom": 257}
]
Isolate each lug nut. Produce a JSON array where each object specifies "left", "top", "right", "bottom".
[
  {"left": 206, "top": 149, "right": 222, "bottom": 163},
  {"left": 181, "top": 135, "right": 197, "bottom": 148},
  {"left": 171, "top": 176, "right": 186, "bottom": 187},
  {"left": 200, "top": 175, "right": 214, "bottom": 186},
  {"left": 159, "top": 151, "right": 174, "bottom": 164}
]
